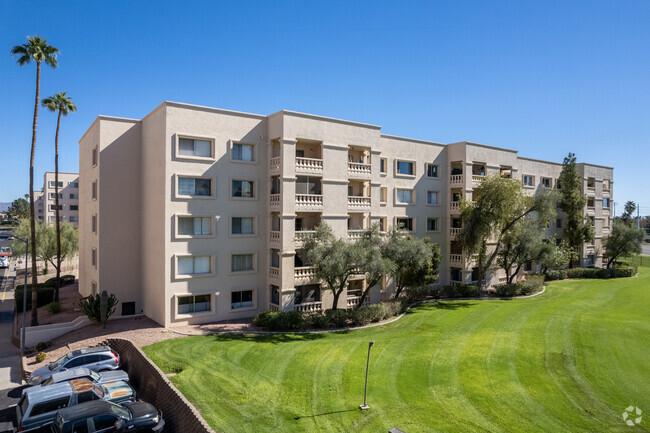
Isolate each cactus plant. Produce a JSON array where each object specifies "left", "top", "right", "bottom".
[
  {"left": 79, "top": 291, "right": 118, "bottom": 328},
  {"left": 36, "top": 352, "right": 47, "bottom": 362}
]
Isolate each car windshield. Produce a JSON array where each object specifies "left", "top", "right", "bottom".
[
  {"left": 18, "top": 395, "right": 28, "bottom": 417},
  {"left": 49, "top": 354, "right": 71, "bottom": 371},
  {"left": 110, "top": 403, "right": 130, "bottom": 419}
]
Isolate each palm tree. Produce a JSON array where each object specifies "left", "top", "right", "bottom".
[
  {"left": 42, "top": 92, "right": 77, "bottom": 303},
  {"left": 11, "top": 36, "right": 59, "bottom": 326}
]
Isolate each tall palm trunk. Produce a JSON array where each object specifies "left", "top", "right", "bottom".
[
  {"left": 29, "top": 61, "right": 41, "bottom": 326},
  {"left": 54, "top": 108, "right": 62, "bottom": 302}
]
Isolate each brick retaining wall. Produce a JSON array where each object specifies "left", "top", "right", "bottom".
[{"left": 102, "top": 338, "right": 216, "bottom": 433}]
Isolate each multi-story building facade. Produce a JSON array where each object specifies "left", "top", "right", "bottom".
[
  {"left": 78, "top": 101, "right": 613, "bottom": 327},
  {"left": 34, "top": 172, "right": 80, "bottom": 227}
]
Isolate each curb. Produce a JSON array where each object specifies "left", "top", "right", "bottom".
[{"left": 166, "top": 285, "right": 547, "bottom": 338}]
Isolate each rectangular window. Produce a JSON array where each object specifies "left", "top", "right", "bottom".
[
  {"left": 556, "top": 218, "right": 562, "bottom": 229},
  {"left": 70, "top": 194, "right": 78, "bottom": 199},
  {"left": 270, "top": 285, "right": 280, "bottom": 305},
  {"left": 396, "top": 160, "right": 414, "bottom": 176},
  {"left": 91, "top": 248, "right": 97, "bottom": 268},
  {"left": 178, "top": 177, "right": 211, "bottom": 197},
  {"left": 92, "top": 180, "right": 97, "bottom": 199},
  {"left": 396, "top": 189, "right": 414, "bottom": 204},
  {"left": 587, "top": 198, "right": 595, "bottom": 208},
  {"left": 396, "top": 217, "right": 413, "bottom": 231},
  {"left": 603, "top": 179, "right": 609, "bottom": 190},
  {"left": 178, "top": 217, "right": 212, "bottom": 235},
  {"left": 380, "top": 187, "right": 387, "bottom": 203},
  {"left": 541, "top": 177, "right": 552, "bottom": 188},
  {"left": 603, "top": 198, "right": 610, "bottom": 208},
  {"left": 69, "top": 216, "right": 78, "bottom": 222},
  {"left": 232, "top": 180, "right": 254, "bottom": 198},
  {"left": 231, "top": 290, "right": 253, "bottom": 309},
  {"left": 178, "top": 137, "right": 212, "bottom": 158},
  {"left": 427, "top": 163, "right": 439, "bottom": 178},
  {"left": 231, "top": 254, "right": 254, "bottom": 272},
  {"left": 92, "top": 215, "right": 97, "bottom": 233},
  {"left": 587, "top": 177, "right": 596, "bottom": 188},
  {"left": 379, "top": 217, "right": 387, "bottom": 232},
  {"left": 69, "top": 182, "right": 79, "bottom": 188},
  {"left": 232, "top": 217, "right": 254, "bottom": 235},
  {"left": 523, "top": 175, "right": 534, "bottom": 187},
  {"left": 49, "top": 204, "right": 63, "bottom": 211},
  {"left": 177, "top": 256, "right": 211, "bottom": 275},
  {"left": 295, "top": 176, "right": 322, "bottom": 195},
  {"left": 270, "top": 248, "right": 280, "bottom": 268},
  {"left": 49, "top": 193, "right": 62, "bottom": 199},
  {"left": 427, "top": 218, "right": 438, "bottom": 232},
  {"left": 295, "top": 284, "right": 320, "bottom": 304},
  {"left": 49, "top": 181, "right": 63, "bottom": 188},
  {"left": 380, "top": 158, "right": 387, "bottom": 174},
  {"left": 177, "top": 294, "right": 211, "bottom": 314},
  {"left": 232, "top": 143, "right": 254, "bottom": 161},
  {"left": 70, "top": 205, "right": 78, "bottom": 211},
  {"left": 92, "top": 147, "right": 98, "bottom": 166},
  {"left": 427, "top": 191, "right": 439, "bottom": 205}
]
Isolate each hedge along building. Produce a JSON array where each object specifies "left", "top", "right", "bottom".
[{"left": 78, "top": 101, "right": 613, "bottom": 327}]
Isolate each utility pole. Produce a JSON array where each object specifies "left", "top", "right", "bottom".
[{"left": 637, "top": 203, "right": 641, "bottom": 230}]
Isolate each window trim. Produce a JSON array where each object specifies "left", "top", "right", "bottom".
[
  {"left": 230, "top": 288, "right": 257, "bottom": 312},
  {"left": 91, "top": 180, "right": 97, "bottom": 200},
  {"left": 230, "top": 140, "right": 257, "bottom": 164},
  {"left": 92, "top": 146, "right": 98, "bottom": 167},
  {"left": 229, "top": 252, "right": 257, "bottom": 275},
  {"left": 173, "top": 292, "right": 216, "bottom": 320},
  {"left": 379, "top": 157, "right": 388, "bottom": 175},
  {"left": 540, "top": 177, "right": 552, "bottom": 188},
  {"left": 394, "top": 216, "right": 415, "bottom": 232},
  {"left": 394, "top": 188, "right": 416, "bottom": 206},
  {"left": 426, "top": 163, "right": 439, "bottom": 178},
  {"left": 174, "top": 254, "right": 216, "bottom": 280},
  {"left": 426, "top": 190, "right": 440, "bottom": 206},
  {"left": 174, "top": 134, "right": 215, "bottom": 162},
  {"left": 230, "top": 178, "right": 258, "bottom": 201},
  {"left": 92, "top": 214, "right": 97, "bottom": 234},
  {"left": 379, "top": 186, "right": 387, "bottom": 204},
  {"left": 522, "top": 174, "right": 535, "bottom": 188},
  {"left": 229, "top": 215, "right": 258, "bottom": 238},
  {"left": 174, "top": 215, "right": 216, "bottom": 240},
  {"left": 426, "top": 217, "right": 440, "bottom": 232},
  {"left": 395, "top": 159, "right": 416, "bottom": 178},
  {"left": 174, "top": 174, "right": 215, "bottom": 200}
]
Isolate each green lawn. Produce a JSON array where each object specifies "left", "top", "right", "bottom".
[{"left": 144, "top": 259, "right": 650, "bottom": 432}]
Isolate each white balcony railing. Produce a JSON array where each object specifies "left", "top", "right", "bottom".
[
  {"left": 270, "top": 194, "right": 281, "bottom": 206},
  {"left": 294, "top": 301, "right": 322, "bottom": 312},
  {"left": 450, "top": 202, "right": 460, "bottom": 212},
  {"left": 269, "top": 303, "right": 280, "bottom": 312},
  {"left": 270, "top": 157, "right": 281, "bottom": 171},
  {"left": 294, "top": 266, "right": 317, "bottom": 281},
  {"left": 296, "top": 157, "right": 323, "bottom": 171},
  {"left": 270, "top": 231, "right": 280, "bottom": 243},
  {"left": 347, "top": 230, "right": 365, "bottom": 240},
  {"left": 347, "top": 296, "right": 370, "bottom": 309},
  {"left": 348, "top": 162, "right": 371, "bottom": 175},
  {"left": 269, "top": 267, "right": 280, "bottom": 280},
  {"left": 472, "top": 175, "right": 484, "bottom": 183},
  {"left": 450, "top": 174, "right": 463, "bottom": 185},
  {"left": 450, "top": 228, "right": 461, "bottom": 237},
  {"left": 449, "top": 254, "right": 462, "bottom": 265},
  {"left": 296, "top": 194, "right": 323, "bottom": 207},
  {"left": 348, "top": 196, "right": 371, "bottom": 208}
]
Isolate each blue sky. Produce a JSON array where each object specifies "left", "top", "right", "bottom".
[{"left": 1, "top": 0, "right": 649, "bottom": 215}]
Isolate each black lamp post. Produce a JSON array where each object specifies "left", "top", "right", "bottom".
[
  {"left": 360, "top": 341, "right": 375, "bottom": 410},
  {"left": 14, "top": 236, "right": 28, "bottom": 357}
]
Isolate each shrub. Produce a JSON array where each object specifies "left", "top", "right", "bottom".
[
  {"left": 45, "top": 301, "right": 62, "bottom": 314},
  {"left": 34, "top": 341, "right": 51, "bottom": 351},
  {"left": 448, "top": 283, "right": 480, "bottom": 298},
  {"left": 43, "top": 277, "right": 57, "bottom": 288},
  {"left": 79, "top": 291, "right": 118, "bottom": 328},
  {"left": 545, "top": 270, "right": 567, "bottom": 281},
  {"left": 404, "top": 286, "right": 432, "bottom": 304},
  {"left": 35, "top": 352, "right": 46, "bottom": 363},
  {"left": 305, "top": 311, "right": 328, "bottom": 329},
  {"left": 495, "top": 283, "right": 518, "bottom": 297},
  {"left": 14, "top": 285, "right": 55, "bottom": 312},
  {"left": 365, "top": 304, "right": 390, "bottom": 322},
  {"left": 61, "top": 275, "right": 76, "bottom": 285},
  {"left": 253, "top": 311, "right": 277, "bottom": 328},
  {"left": 348, "top": 308, "right": 373, "bottom": 327},
  {"left": 325, "top": 309, "right": 348, "bottom": 328},
  {"left": 496, "top": 275, "right": 544, "bottom": 297},
  {"left": 566, "top": 266, "right": 635, "bottom": 280},
  {"left": 253, "top": 310, "right": 304, "bottom": 331}
]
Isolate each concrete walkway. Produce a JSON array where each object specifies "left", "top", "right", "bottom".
[{"left": 0, "top": 260, "right": 25, "bottom": 432}]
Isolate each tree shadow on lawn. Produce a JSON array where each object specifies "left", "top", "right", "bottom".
[
  {"left": 210, "top": 332, "right": 330, "bottom": 345},
  {"left": 412, "top": 300, "right": 478, "bottom": 311},
  {"left": 293, "top": 408, "right": 358, "bottom": 420}
]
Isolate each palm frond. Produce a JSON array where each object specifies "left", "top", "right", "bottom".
[
  {"left": 10, "top": 35, "right": 58, "bottom": 69},
  {"left": 41, "top": 92, "right": 77, "bottom": 115}
]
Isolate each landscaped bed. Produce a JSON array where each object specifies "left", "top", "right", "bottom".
[{"left": 144, "top": 259, "right": 650, "bottom": 432}]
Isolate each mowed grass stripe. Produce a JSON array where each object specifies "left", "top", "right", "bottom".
[{"left": 144, "top": 259, "right": 650, "bottom": 432}]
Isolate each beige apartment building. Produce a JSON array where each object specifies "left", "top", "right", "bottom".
[
  {"left": 78, "top": 101, "right": 613, "bottom": 327},
  {"left": 34, "top": 172, "right": 80, "bottom": 227}
]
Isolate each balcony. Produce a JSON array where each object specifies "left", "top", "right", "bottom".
[
  {"left": 296, "top": 157, "right": 323, "bottom": 173},
  {"left": 270, "top": 194, "right": 281, "bottom": 209},
  {"left": 270, "top": 230, "right": 281, "bottom": 246},
  {"left": 294, "top": 301, "right": 322, "bottom": 312},
  {"left": 450, "top": 202, "right": 460, "bottom": 212},
  {"left": 295, "top": 266, "right": 317, "bottom": 284},
  {"left": 348, "top": 162, "right": 371, "bottom": 178},
  {"left": 347, "top": 296, "right": 370, "bottom": 309},
  {"left": 449, "top": 174, "right": 463, "bottom": 186},
  {"left": 269, "top": 303, "right": 280, "bottom": 312},
  {"left": 295, "top": 230, "right": 316, "bottom": 246},
  {"left": 347, "top": 230, "right": 365, "bottom": 240},
  {"left": 295, "top": 194, "right": 323, "bottom": 208},
  {"left": 472, "top": 175, "right": 484, "bottom": 184},
  {"left": 449, "top": 254, "right": 463, "bottom": 265},
  {"left": 348, "top": 196, "right": 371, "bottom": 210},
  {"left": 450, "top": 228, "right": 461, "bottom": 238},
  {"left": 270, "top": 157, "right": 281, "bottom": 172},
  {"left": 269, "top": 267, "right": 280, "bottom": 281}
]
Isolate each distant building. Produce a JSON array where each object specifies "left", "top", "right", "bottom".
[
  {"left": 78, "top": 101, "right": 613, "bottom": 327},
  {"left": 35, "top": 172, "right": 80, "bottom": 227}
]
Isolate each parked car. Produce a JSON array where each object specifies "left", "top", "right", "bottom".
[
  {"left": 40, "top": 367, "right": 129, "bottom": 387},
  {"left": 51, "top": 400, "right": 164, "bottom": 433},
  {"left": 16, "top": 378, "right": 135, "bottom": 432},
  {"left": 28, "top": 347, "right": 120, "bottom": 385},
  {"left": 0, "top": 255, "right": 8, "bottom": 268}
]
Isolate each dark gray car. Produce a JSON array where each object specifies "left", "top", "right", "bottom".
[{"left": 28, "top": 347, "right": 120, "bottom": 385}]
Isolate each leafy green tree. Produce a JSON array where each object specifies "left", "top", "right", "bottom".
[
  {"left": 558, "top": 153, "right": 594, "bottom": 267},
  {"left": 537, "top": 239, "right": 571, "bottom": 274},
  {"left": 383, "top": 228, "right": 439, "bottom": 299},
  {"left": 300, "top": 223, "right": 368, "bottom": 310},
  {"left": 458, "top": 174, "right": 557, "bottom": 288},
  {"left": 497, "top": 218, "right": 546, "bottom": 283},
  {"left": 7, "top": 195, "right": 30, "bottom": 220},
  {"left": 13, "top": 219, "right": 79, "bottom": 301},
  {"left": 11, "top": 35, "right": 59, "bottom": 325},
  {"left": 604, "top": 219, "right": 644, "bottom": 268},
  {"left": 621, "top": 201, "right": 637, "bottom": 227},
  {"left": 354, "top": 225, "right": 396, "bottom": 308},
  {"left": 42, "top": 92, "right": 77, "bottom": 301}
]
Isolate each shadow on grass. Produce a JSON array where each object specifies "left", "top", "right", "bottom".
[
  {"left": 211, "top": 332, "right": 328, "bottom": 344},
  {"left": 412, "top": 300, "right": 478, "bottom": 311},
  {"left": 294, "top": 408, "right": 358, "bottom": 420}
]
